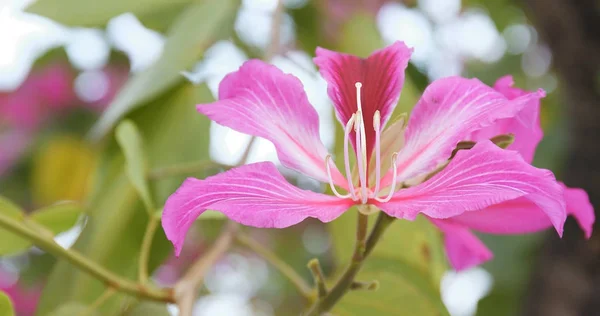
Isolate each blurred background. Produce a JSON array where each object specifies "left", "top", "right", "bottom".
[{"left": 0, "top": 0, "right": 598, "bottom": 315}]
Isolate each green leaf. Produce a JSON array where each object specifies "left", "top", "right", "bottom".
[
  {"left": 0, "top": 197, "right": 30, "bottom": 255},
  {"left": 0, "top": 196, "right": 23, "bottom": 218},
  {"left": 116, "top": 120, "right": 154, "bottom": 211},
  {"left": 0, "top": 199, "right": 83, "bottom": 255},
  {"left": 26, "top": 0, "right": 191, "bottom": 27},
  {"left": 90, "top": 0, "right": 239, "bottom": 138},
  {"left": 0, "top": 291, "right": 15, "bottom": 316},
  {"left": 38, "top": 83, "right": 215, "bottom": 315},
  {"left": 30, "top": 202, "right": 83, "bottom": 235}
]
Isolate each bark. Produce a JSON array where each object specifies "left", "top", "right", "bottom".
[{"left": 522, "top": 0, "right": 600, "bottom": 315}]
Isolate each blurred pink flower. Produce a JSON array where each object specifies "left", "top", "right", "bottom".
[
  {"left": 162, "top": 40, "right": 585, "bottom": 273},
  {"left": 0, "top": 63, "right": 128, "bottom": 177},
  {"left": 0, "top": 271, "right": 41, "bottom": 316}
]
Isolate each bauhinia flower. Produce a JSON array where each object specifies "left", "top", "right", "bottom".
[{"left": 163, "top": 42, "right": 595, "bottom": 270}]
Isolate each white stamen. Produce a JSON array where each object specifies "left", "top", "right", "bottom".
[
  {"left": 343, "top": 114, "right": 358, "bottom": 201},
  {"left": 375, "top": 152, "right": 399, "bottom": 203},
  {"left": 372, "top": 110, "right": 382, "bottom": 197},
  {"left": 325, "top": 155, "right": 351, "bottom": 199},
  {"left": 354, "top": 82, "right": 368, "bottom": 204}
]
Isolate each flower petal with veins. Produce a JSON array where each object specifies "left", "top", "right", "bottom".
[
  {"left": 383, "top": 76, "right": 545, "bottom": 187},
  {"left": 375, "top": 141, "right": 566, "bottom": 236},
  {"left": 163, "top": 162, "right": 354, "bottom": 255},
  {"left": 197, "top": 60, "right": 346, "bottom": 187},
  {"left": 315, "top": 41, "right": 412, "bottom": 159}
]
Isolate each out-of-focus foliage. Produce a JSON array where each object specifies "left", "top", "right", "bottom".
[
  {"left": 0, "top": 0, "right": 575, "bottom": 315},
  {"left": 0, "top": 291, "right": 15, "bottom": 316},
  {"left": 90, "top": 0, "right": 240, "bottom": 137},
  {"left": 0, "top": 197, "right": 82, "bottom": 255}
]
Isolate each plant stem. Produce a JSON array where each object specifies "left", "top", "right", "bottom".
[
  {"left": 174, "top": 221, "right": 238, "bottom": 316},
  {"left": 139, "top": 214, "right": 160, "bottom": 284},
  {"left": 149, "top": 161, "right": 232, "bottom": 180},
  {"left": 306, "top": 212, "right": 395, "bottom": 315},
  {"left": 307, "top": 259, "right": 327, "bottom": 299},
  {"left": 236, "top": 233, "right": 313, "bottom": 298},
  {"left": 0, "top": 211, "right": 174, "bottom": 303}
]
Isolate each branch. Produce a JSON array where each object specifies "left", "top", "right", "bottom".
[
  {"left": 306, "top": 212, "right": 395, "bottom": 315},
  {"left": 0, "top": 211, "right": 174, "bottom": 303},
  {"left": 236, "top": 232, "right": 313, "bottom": 298},
  {"left": 138, "top": 214, "right": 160, "bottom": 284},
  {"left": 173, "top": 221, "right": 238, "bottom": 316}
]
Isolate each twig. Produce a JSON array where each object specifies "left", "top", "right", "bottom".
[
  {"left": 307, "top": 259, "right": 328, "bottom": 299},
  {"left": 305, "top": 212, "right": 395, "bottom": 315},
  {"left": 139, "top": 214, "right": 160, "bottom": 284},
  {"left": 173, "top": 221, "right": 238, "bottom": 316},
  {"left": 0, "top": 211, "right": 174, "bottom": 303},
  {"left": 236, "top": 232, "right": 313, "bottom": 298},
  {"left": 265, "top": 0, "right": 285, "bottom": 61}
]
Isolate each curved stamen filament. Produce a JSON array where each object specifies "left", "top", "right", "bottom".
[
  {"left": 374, "top": 152, "right": 398, "bottom": 203},
  {"left": 343, "top": 114, "right": 358, "bottom": 201},
  {"left": 372, "top": 110, "right": 381, "bottom": 197},
  {"left": 325, "top": 155, "right": 351, "bottom": 199}
]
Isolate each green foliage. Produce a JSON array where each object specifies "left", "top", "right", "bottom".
[
  {"left": 30, "top": 202, "right": 83, "bottom": 235},
  {"left": 26, "top": 0, "right": 191, "bottom": 28},
  {"left": 37, "top": 83, "right": 215, "bottom": 315},
  {"left": 91, "top": 0, "right": 240, "bottom": 138},
  {"left": 116, "top": 120, "right": 154, "bottom": 212},
  {"left": 0, "top": 291, "right": 15, "bottom": 316},
  {"left": 0, "top": 198, "right": 82, "bottom": 255}
]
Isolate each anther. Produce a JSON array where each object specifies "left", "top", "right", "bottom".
[
  {"left": 355, "top": 82, "right": 363, "bottom": 112},
  {"left": 375, "top": 152, "right": 399, "bottom": 203},
  {"left": 325, "top": 155, "right": 351, "bottom": 199}
]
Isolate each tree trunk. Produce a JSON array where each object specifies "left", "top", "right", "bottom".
[{"left": 522, "top": 0, "right": 600, "bottom": 315}]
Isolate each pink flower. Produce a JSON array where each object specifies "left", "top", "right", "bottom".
[
  {"left": 162, "top": 42, "right": 592, "bottom": 271},
  {"left": 430, "top": 76, "right": 595, "bottom": 270}
]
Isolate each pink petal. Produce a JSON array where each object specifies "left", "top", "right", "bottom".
[
  {"left": 446, "top": 183, "right": 593, "bottom": 239},
  {"left": 314, "top": 41, "right": 412, "bottom": 159},
  {"left": 375, "top": 141, "right": 566, "bottom": 236},
  {"left": 430, "top": 219, "right": 493, "bottom": 271},
  {"left": 197, "top": 60, "right": 345, "bottom": 186},
  {"left": 384, "top": 76, "right": 545, "bottom": 185},
  {"left": 563, "top": 184, "right": 595, "bottom": 239},
  {"left": 468, "top": 75, "right": 543, "bottom": 163},
  {"left": 162, "top": 162, "right": 353, "bottom": 255},
  {"left": 448, "top": 198, "right": 559, "bottom": 234}
]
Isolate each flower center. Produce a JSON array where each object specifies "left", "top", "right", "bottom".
[{"left": 325, "top": 82, "right": 399, "bottom": 204}]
